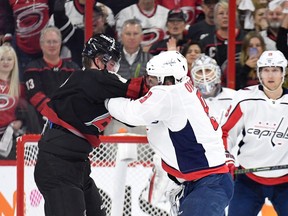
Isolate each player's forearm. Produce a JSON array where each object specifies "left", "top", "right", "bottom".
[{"left": 107, "top": 98, "right": 148, "bottom": 126}]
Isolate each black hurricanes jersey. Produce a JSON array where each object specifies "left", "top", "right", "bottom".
[{"left": 41, "top": 69, "right": 146, "bottom": 152}]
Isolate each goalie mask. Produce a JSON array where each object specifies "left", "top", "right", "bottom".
[
  {"left": 146, "top": 51, "right": 188, "bottom": 85},
  {"left": 191, "top": 54, "right": 221, "bottom": 98},
  {"left": 82, "top": 34, "right": 121, "bottom": 72},
  {"left": 257, "top": 50, "right": 287, "bottom": 91}
]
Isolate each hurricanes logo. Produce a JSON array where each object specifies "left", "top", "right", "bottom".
[
  {"left": 0, "top": 94, "right": 16, "bottom": 111},
  {"left": 141, "top": 28, "right": 165, "bottom": 46}
]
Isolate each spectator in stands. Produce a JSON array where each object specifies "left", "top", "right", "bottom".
[
  {"left": 50, "top": 1, "right": 115, "bottom": 32},
  {"left": 102, "top": 0, "right": 138, "bottom": 16},
  {"left": 53, "top": 2, "right": 116, "bottom": 67},
  {"left": 236, "top": 31, "right": 266, "bottom": 90},
  {"left": 187, "top": 0, "right": 219, "bottom": 41},
  {"left": 199, "top": 0, "right": 246, "bottom": 74},
  {"left": 115, "top": 0, "right": 170, "bottom": 52},
  {"left": 0, "top": 1, "right": 14, "bottom": 46},
  {"left": 259, "top": 0, "right": 284, "bottom": 50},
  {"left": 117, "top": 19, "right": 152, "bottom": 80},
  {"left": 181, "top": 41, "right": 202, "bottom": 78},
  {"left": 276, "top": 1, "right": 288, "bottom": 88},
  {"left": 24, "top": 26, "right": 80, "bottom": 129},
  {"left": 0, "top": 46, "right": 26, "bottom": 159},
  {"left": 104, "top": 19, "right": 151, "bottom": 135},
  {"left": 149, "top": 8, "right": 190, "bottom": 55},
  {"left": 156, "top": 0, "right": 202, "bottom": 26},
  {"left": 252, "top": 2, "right": 269, "bottom": 32},
  {"left": 3, "top": 0, "right": 54, "bottom": 81}
]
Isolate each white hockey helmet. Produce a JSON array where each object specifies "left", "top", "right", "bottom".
[
  {"left": 257, "top": 50, "right": 287, "bottom": 89},
  {"left": 191, "top": 54, "right": 221, "bottom": 97},
  {"left": 146, "top": 51, "right": 188, "bottom": 84}
]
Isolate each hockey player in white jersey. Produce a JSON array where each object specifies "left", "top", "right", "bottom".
[
  {"left": 140, "top": 54, "right": 236, "bottom": 215},
  {"left": 222, "top": 50, "right": 288, "bottom": 216},
  {"left": 191, "top": 54, "right": 236, "bottom": 124},
  {"left": 106, "top": 51, "right": 234, "bottom": 216}
]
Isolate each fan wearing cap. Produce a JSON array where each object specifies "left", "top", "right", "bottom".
[
  {"left": 148, "top": 8, "right": 190, "bottom": 55},
  {"left": 52, "top": 0, "right": 116, "bottom": 67},
  {"left": 156, "top": 0, "right": 200, "bottom": 26},
  {"left": 187, "top": 0, "right": 219, "bottom": 41}
]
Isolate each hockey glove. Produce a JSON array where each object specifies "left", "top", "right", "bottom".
[
  {"left": 225, "top": 150, "right": 236, "bottom": 180},
  {"left": 126, "top": 76, "right": 149, "bottom": 99}
]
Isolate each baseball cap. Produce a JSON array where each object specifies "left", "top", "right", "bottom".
[
  {"left": 167, "top": 9, "right": 186, "bottom": 22},
  {"left": 203, "top": 0, "right": 219, "bottom": 4}
]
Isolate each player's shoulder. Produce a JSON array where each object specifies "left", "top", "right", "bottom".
[
  {"left": 222, "top": 87, "right": 236, "bottom": 95},
  {"left": 150, "top": 85, "right": 175, "bottom": 94},
  {"left": 234, "top": 85, "right": 263, "bottom": 100}
]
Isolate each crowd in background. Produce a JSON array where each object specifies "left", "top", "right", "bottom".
[
  {"left": 0, "top": 0, "right": 287, "bottom": 157},
  {"left": 1, "top": 1, "right": 288, "bottom": 216}
]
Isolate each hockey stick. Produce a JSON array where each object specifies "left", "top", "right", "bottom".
[{"left": 235, "top": 164, "right": 288, "bottom": 174}]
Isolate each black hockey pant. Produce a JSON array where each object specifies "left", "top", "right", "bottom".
[{"left": 34, "top": 151, "right": 106, "bottom": 216}]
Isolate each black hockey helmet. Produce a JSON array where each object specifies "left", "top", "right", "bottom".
[{"left": 82, "top": 34, "right": 121, "bottom": 64}]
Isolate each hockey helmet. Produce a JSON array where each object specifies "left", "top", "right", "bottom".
[
  {"left": 191, "top": 54, "right": 221, "bottom": 97},
  {"left": 82, "top": 34, "right": 121, "bottom": 64},
  {"left": 146, "top": 51, "right": 188, "bottom": 84},
  {"left": 257, "top": 50, "right": 287, "bottom": 78}
]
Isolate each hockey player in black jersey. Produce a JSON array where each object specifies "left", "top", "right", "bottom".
[{"left": 34, "top": 34, "right": 149, "bottom": 216}]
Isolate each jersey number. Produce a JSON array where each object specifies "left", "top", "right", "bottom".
[
  {"left": 185, "top": 80, "right": 219, "bottom": 130},
  {"left": 25, "top": 79, "right": 35, "bottom": 90}
]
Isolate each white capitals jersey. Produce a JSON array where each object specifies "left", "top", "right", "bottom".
[
  {"left": 108, "top": 77, "right": 228, "bottom": 181},
  {"left": 115, "top": 4, "right": 169, "bottom": 46},
  {"left": 222, "top": 85, "right": 288, "bottom": 184},
  {"left": 204, "top": 87, "right": 236, "bottom": 125}
]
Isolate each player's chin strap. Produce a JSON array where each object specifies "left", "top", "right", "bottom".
[{"left": 167, "top": 184, "right": 184, "bottom": 216}]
